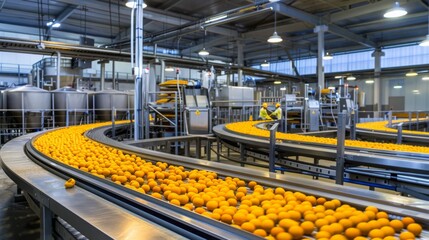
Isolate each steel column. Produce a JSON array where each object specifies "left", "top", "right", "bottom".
[
  {"left": 372, "top": 49, "right": 384, "bottom": 117},
  {"left": 336, "top": 111, "right": 346, "bottom": 185},
  {"left": 269, "top": 123, "right": 279, "bottom": 173},
  {"left": 314, "top": 25, "right": 328, "bottom": 98}
]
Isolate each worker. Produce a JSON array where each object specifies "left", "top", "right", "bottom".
[
  {"left": 259, "top": 103, "right": 272, "bottom": 120},
  {"left": 271, "top": 103, "right": 284, "bottom": 132},
  {"left": 271, "top": 103, "right": 282, "bottom": 120}
]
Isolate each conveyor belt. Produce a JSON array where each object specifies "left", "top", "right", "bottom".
[
  {"left": 2, "top": 124, "right": 429, "bottom": 239},
  {"left": 213, "top": 124, "right": 429, "bottom": 174},
  {"left": 86, "top": 125, "right": 429, "bottom": 226}
]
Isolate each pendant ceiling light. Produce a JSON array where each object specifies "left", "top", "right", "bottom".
[
  {"left": 126, "top": 0, "right": 147, "bottom": 8},
  {"left": 346, "top": 75, "right": 356, "bottom": 81},
  {"left": 405, "top": 70, "right": 418, "bottom": 77},
  {"left": 420, "top": 0, "right": 429, "bottom": 46},
  {"left": 199, "top": 30, "right": 210, "bottom": 56},
  {"left": 323, "top": 52, "right": 333, "bottom": 60},
  {"left": 198, "top": 48, "right": 210, "bottom": 56},
  {"left": 267, "top": 11, "right": 283, "bottom": 43},
  {"left": 384, "top": 2, "right": 407, "bottom": 18},
  {"left": 165, "top": 66, "right": 175, "bottom": 72},
  {"left": 422, "top": 76, "right": 429, "bottom": 80},
  {"left": 261, "top": 60, "right": 270, "bottom": 67}
]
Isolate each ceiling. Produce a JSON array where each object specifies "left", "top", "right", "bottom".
[{"left": 0, "top": 0, "right": 428, "bottom": 77}]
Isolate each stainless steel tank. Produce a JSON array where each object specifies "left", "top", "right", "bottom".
[
  {"left": 6, "top": 85, "right": 51, "bottom": 129},
  {"left": 52, "top": 87, "right": 88, "bottom": 126},
  {"left": 93, "top": 89, "right": 128, "bottom": 121}
]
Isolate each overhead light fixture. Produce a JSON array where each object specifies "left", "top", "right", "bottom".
[
  {"left": 365, "top": 80, "right": 375, "bottom": 84},
  {"left": 274, "top": 81, "right": 282, "bottom": 84},
  {"left": 261, "top": 60, "right": 270, "bottom": 67},
  {"left": 420, "top": 35, "right": 429, "bottom": 47},
  {"left": 405, "top": 70, "right": 418, "bottom": 77},
  {"left": 269, "top": 0, "right": 281, "bottom": 2},
  {"left": 422, "top": 76, "right": 429, "bottom": 80},
  {"left": 205, "top": 14, "right": 227, "bottom": 24},
  {"left": 126, "top": 0, "right": 147, "bottom": 8},
  {"left": 165, "top": 66, "right": 174, "bottom": 72},
  {"left": 346, "top": 75, "right": 356, "bottom": 81},
  {"left": 384, "top": 2, "right": 407, "bottom": 18},
  {"left": 280, "top": 87, "right": 287, "bottom": 91},
  {"left": 198, "top": 48, "right": 209, "bottom": 56},
  {"left": 393, "top": 85, "right": 402, "bottom": 89},
  {"left": 323, "top": 52, "right": 333, "bottom": 60},
  {"left": 46, "top": 20, "right": 61, "bottom": 28},
  {"left": 267, "top": 11, "right": 283, "bottom": 43},
  {"left": 334, "top": 75, "right": 343, "bottom": 79},
  {"left": 328, "top": 86, "right": 335, "bottom": 90},
  {"left": 412, "top": 89, "right": 420, "bottom": 93}
]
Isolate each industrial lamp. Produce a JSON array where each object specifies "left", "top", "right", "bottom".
[
  {"left": 126, "top": 0, "right": 147, "bottom": 8},
  {"left": 420, "top": 0, "right": 429, "bottom": 47},
  {"left": 422, "top": 76, "right": 429, "bottom": 80},
  {"left": 346, "top": 75, "right": 356, "bottom": 81},
  {"left": 198, "top": 48, "right": 210, "bottom": 56},
  {"left": 267, "top": 11, "right": 283, "bottom": 43},
  {"left": 384, "top": 2, "right": 407, "bottom": 18},
  {"left": 165, "top": 66, "right": 175, "bottom": 72},
  {"left": 46, "top": 19, "right": 61, "bottom": 28},
  {"left": 323, "top": 52, "right": 333, "bottom": 60},
  {"left": 405, "top": 70, "right": 418, "bottom": 77},
  {"left": 261, "top": 60, "right": 270, "bottom": 67}
]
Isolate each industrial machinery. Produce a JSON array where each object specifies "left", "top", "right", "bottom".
[
  {"left": 93, "top": 89, "right": 129, "bottom": 121},
  {"left": 31, "top": 57, "right": 89, "bottom": 90},
  {"left": 52, "top": 87, "right": 88, "bottom": 126},
  {"left": 6, "top": 85, "right": 51, "bottom": 131},
  {"left": 304, "top": 84, "right": 320, "bottom": 131},
  {"left": 211, "top": 86, "right": 257, "bottom": 124}
]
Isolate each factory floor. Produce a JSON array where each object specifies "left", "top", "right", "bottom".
[
  {"left": 0, "top": 168, "right": 40, "bottom": 239},
  {"left": 0, "top": 143, "right": 399, "bottom": 239}
]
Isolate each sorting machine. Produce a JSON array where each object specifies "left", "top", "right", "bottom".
[{"left": 1, "top": 122, "right": 429, "bottom": 239}]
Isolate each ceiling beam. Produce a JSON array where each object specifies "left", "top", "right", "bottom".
[
  {"left": 268, "top": 2, "right": 377, "bottom": 48},
  {"left": 181, "top": 36, "right": 231, "bottom": 54},
  {"left": 45, "top": 4, "right": 80, "bottom": 40}
]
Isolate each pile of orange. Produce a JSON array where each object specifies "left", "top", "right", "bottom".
[
  {"left": 225, "top": 121, "right": 429, "bottom": 154},
  {"left": 33, "top": 122, "right": 424, "bottom": 239},
  {"left": 357, "top": 119, "right": 429, "bottom": 136}
]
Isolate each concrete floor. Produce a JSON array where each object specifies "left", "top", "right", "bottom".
[{"left": 0, "top": 168, "right": 40, "bottom": 239}]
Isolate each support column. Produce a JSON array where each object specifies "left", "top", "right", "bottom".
[
  {"left": 371, "top": 48, "right": 384, "bottom": 118},
  {"left": 112, "top": 61, "right": 116, "bottom": 89},
  {"left": 314, "top": 25, "right": 328, "bottom": 99},
  {"left": 99, "top": 61, "right": 106, "bottom": 90},
  {"left": 237, "top": 39, "right": 244, "bottom": 86},
  {"left": 133, "top": 0, "right": 144, "bottom": 140}
]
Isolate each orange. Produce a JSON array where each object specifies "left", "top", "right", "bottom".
[
  {"left": 380, "top": 226, "right": 395, "bottom": 237},
  {"left": 270, "top": 226, "right": 284, "bottom": 237},
  {"left": 383, "top": 237, "right": 396, "bottom": 240},
  {"left": 206, "top": 200, "right": 218, "bottom": 211},
  {"left": 315, "top": 218, "right": 330, "bottom": 229},
  {"left": 399, "top": 231, "right": 415, "bottom": 240},
  {"left": 260, "top": 219, "right": 275, "bottom": 232},
  {"left": 315, "top": 230, "right": 331, "bottom": 239},
  {"left": 253, "top": 229, "right": 267, "bottom": 237},
  {"left": 354, "top": 237, "right": 367, "bottom": 240},
  {"left": 192, "top": 197, "right": 204, "bottom": 207},
  {"left": 377, "top": 218, "right": 390, "bottom": 227},
  {"left": 288, "top": 210, "right": 301, "bottom": 221},
  {"left": 276, "top": 232, "right": 293, "bottom": 240},
  {"left": 364, "top": 210, "right": 376, "bottom": 220},
  {"left": 401, "top": 217, "right": 415, "bottom": 227},
  {"left": 329, "top": 234, "right": 347, "bottom": 240},
  {"left": 338, "top": 219, "right": 353, "bottom": 229},
  {"left": 279, "top": 219, "right": 299, "bottom": 230},
  {"left": 220, "top": 214, "right": 232, "bottom": 224},
  {"left": 170, "top": 198, "right": 181, "bottom": 206},
  {"left": 376, "top": 211, "right": 389, "bottom": 219},
  {"left": 232, "top": 212, "right": 247, "bottom": 226},
  {"left": 356, "top": 222, "right": 371, "bottom": 236},
  {"left": 316, "top": 197, "right": 327, "bottom": 205},
  {"left": 344, "top": 227, "right": 361, "bottom": 239},
  {"left": 389, "top": 219, "right": 404, "bottom": 232},
  {"left": 368, "top": 220, "right": 381, "bottom": 230},
  {"left": 331, "top": 199, "right": 341, "bottom": 208},
  {"left": 300, "top": 221, "right": 315, "bottom": 235},
  {"left": 211, "top": 213, "right": 221, "bottom": 221},
  {"left": 195, "top": 207, "right": 205, "bottom": 214},
  {"left": 323, "top": 201, "right": 336, "bottom": 210},
  {"left": 241, "top": 222, "right": 255, "bottom": 232},
  {"left": 368, "top": 229, "right": 385, "bottom": 239},
  {"left": 329, "top": 223, "right": 344, "bottom": 235},
  {"left": 365, "top": 206, "right": 379, "bottom": 214},
  {"left": 407, "top": 223, "right": 422, "bottom": 236},
  {"left": 288, "top": 225, "right": 304, "bottom": 240},
  {"left": 248, "top": 181, "right": 257, "bottom": 189},
  {"left": 304, "top": 213, "right": 317, "bottom": 222}
]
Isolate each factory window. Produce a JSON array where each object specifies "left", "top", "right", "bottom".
[{"left": 382, "top": 45, "right": 429, "bottom": 68}]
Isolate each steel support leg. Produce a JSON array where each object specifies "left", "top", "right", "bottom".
[
  {"left": 336, "top": 111, "right": 346, "bottom": 185},
  {"left": 41, "top": 205, "right": 53, "bottom": 240},
  {"left": 269, "top": 123, "right": 279, "bottom": 173}
]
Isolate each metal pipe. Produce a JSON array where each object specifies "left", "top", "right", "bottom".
[
  {"left": 112, "top": 61, "right": 116, "bottom": 90},
  {"left": 56, "top": 51, "right": 61, "bottom": 89},
  {"left": 160, "top": 59, "right": 166, "bottom": 83},
  {"left": 201, "top": 7, "right": 273, "bottom": 29},
  {"left": 100, "top": 62, "right": 106, "bottom": 91}
]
